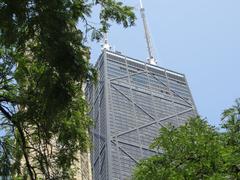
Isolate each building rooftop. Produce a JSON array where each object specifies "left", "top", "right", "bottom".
[{"left": 96, "top": 50, "right": 185, "bottom": 79}]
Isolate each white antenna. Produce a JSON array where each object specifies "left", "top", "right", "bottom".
[
  {"left": 101, "top": 33, "right": 111, "bottom": 51},
  {"left": 140, "top": 0, "right": 157, "bottom": 65}
]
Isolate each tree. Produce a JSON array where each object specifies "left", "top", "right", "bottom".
[
  {"left": 0, "top": 1, "right": 136, "bottom": 179},
  {"left": 133, "top": 117, "right": 225, "bottom": 180},
  {"left": 221, "top": 99, "right": 240, "bottom": 178},
  {"left": 132, "top": 99, "right": 240, "bottom": 180}
]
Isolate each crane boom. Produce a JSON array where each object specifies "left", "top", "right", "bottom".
[{"left": 140, "top": 0, "right": 157, "bottom": 65}]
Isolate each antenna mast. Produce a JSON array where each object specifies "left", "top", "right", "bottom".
[
  {"left": 101, "top": 33, "right": 111, "bottom": 51},
  {"left": 140, "top": 0, "right": 157, "bottom": 65}
]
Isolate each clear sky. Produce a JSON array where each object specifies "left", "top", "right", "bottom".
[{"left": 87, "top": 0, "right": 240, "bottom": 127}]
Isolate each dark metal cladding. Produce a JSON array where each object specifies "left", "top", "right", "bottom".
[{"left": 85, "top": 50, "right": 197, "bottom": 180}]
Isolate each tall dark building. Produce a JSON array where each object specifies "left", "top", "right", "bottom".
[{"left": 85, "top": 50, "right": 197, "bottom": 180}]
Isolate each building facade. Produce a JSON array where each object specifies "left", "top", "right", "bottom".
[
  {"left": 74, "top": 151, "right": 92, "bottom": 180},
  {"left": 85, "top": 50, "right": 197, "bottom": 180}
]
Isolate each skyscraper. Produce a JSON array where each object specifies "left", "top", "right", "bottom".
[{"left": 85, "top": 50, "right": 197, "bottom": 180}]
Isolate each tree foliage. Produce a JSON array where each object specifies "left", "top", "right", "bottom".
[
  {"left": 133, "top": 99, "right": 240, "bottom": 180},
  {"left": 0, "top": 0, "right": 136, "bottom": 179},
  {"left": 221, "top": 99, "right": 240, "bottom": 179}
]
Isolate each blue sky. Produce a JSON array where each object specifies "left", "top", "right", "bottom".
[{"left": 87, "top": 0, "right": 240, "bottom": 127}]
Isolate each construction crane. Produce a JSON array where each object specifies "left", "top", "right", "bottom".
[{"left": 140, "top": 0, "right": 157, "bottom": 65}]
